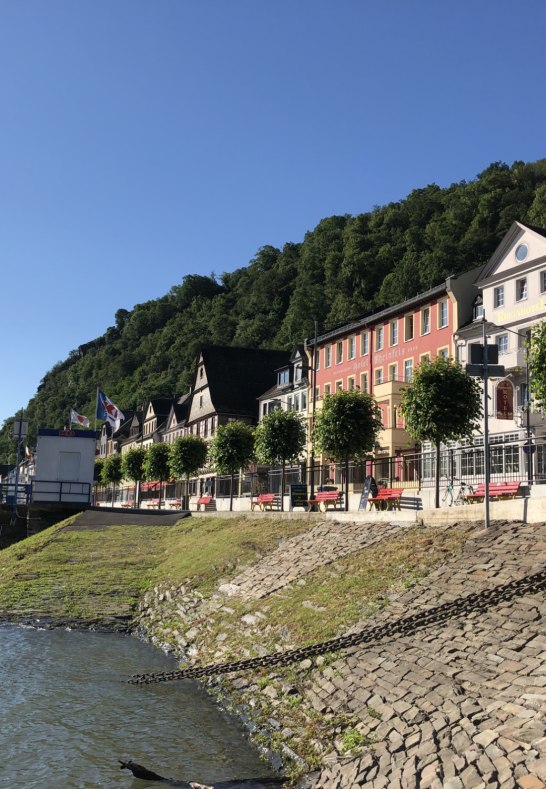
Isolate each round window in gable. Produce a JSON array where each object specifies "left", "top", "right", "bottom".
[{"left": 515, "top": 243, "right": 528, "bottom": 262}]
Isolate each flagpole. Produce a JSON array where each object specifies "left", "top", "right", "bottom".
[{"left": 94, "top": 387, "right": 100, "bottom": 432}]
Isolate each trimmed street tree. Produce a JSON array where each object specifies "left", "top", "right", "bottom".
[
  {"left": 208, "top": 421, "right": 255, "bottom": 511},
  {"left": 400, "top": 356, "right": 482, "bottom": 509},
  {"left": 143, "top": 442, "right": 171, "bottom": 509},
  {"left": 101, "top": 453, "right": 123, "bottom": 506},
  {"left": 529, "top": 321, "right": 546, "bottom": 411},
  {"left": 254, "top": 408, "right": 307, "bottom": 511},
  {"left": 313, "top": 390, "right": 383, "bottom": 511},
  {"left": 121, "top": 446, "right": 147, "bottom": 508},
  {"left": 169, "top": 435, "right": 208, "bottom": 509}
]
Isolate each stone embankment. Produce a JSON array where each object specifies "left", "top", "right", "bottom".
[{"left": 138, "top": 518, "right": 546, "bottom": 788}]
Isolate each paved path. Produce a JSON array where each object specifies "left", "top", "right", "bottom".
[
  {"left": 67, "top": 507, "right": 189, "bottom": 529},
  {"left": 304, "top": 521, "right": 546, "bottom": 788},
  {"left": 220, "top": 519, "right": 420, "bottom": 600}
]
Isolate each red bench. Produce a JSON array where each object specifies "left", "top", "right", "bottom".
[
  {"left": 251, "top": 493, "right": 280, "bottom": 511},
  {"left": 147, "top": 498, "right": 161, "bottom": 509},
  {"left": 368, "top": 487, "right": 404, "bottom": 511},
  {"left": 305, "top": 490, "right": 344, "bottom": 512},
  {"left": 196, "top": 495, "right": 213, "bottom": 511},
  {"left": 465, "top": 482, "right": 521, "bottom": 503}
]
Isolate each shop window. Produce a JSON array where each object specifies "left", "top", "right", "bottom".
[
  {"left": 390, "top": 320, "right": 398, "bottom": 346},
  {"left": 494, "top": 285, "right": 504, "bottom": 308},
  {"left": 498, "top": 334, "right": 509, "bottom": 355},
  {"left": 421, "top": 308, "right": 431, "bottom": 335},
  {"left": 405, "top": 315, "right": 414, "bottom": 341},
  {"left": 516, "top": 278, "right": 528, "bottom": 301},
  {"left": 439, "top": 299, "right": 448, "bottom": 328}
]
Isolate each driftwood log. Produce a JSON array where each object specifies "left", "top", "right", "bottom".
[{"left": 119, "top": 760, "right": 286, "bottom": 788}]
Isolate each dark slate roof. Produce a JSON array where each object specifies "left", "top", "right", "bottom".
[
  {"left": 200, "top": 345, "right": 291, "bottom": 417},
  {"left": 112, "top": 410, "right": 136, "bottom": 439},
  {"left": 148, "top": 397, "right": 175, "bottom": 418}
]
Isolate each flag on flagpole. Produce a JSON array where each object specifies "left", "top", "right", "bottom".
[
  {"left": 70, "top": 409, "right": 90, "bottom": 428},
  {"left": 96, "top": 390, "right": 125, "bottom": 429}
]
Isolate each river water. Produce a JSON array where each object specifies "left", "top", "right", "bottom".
[{"left": 0, "top": 624, "right": 272, "bottom": 788}]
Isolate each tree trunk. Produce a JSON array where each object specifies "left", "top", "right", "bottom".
[
  {"left": 159, "top": 481, "right": 163, "bottom": 510},
  {"left": 281, "top": 460, "right": 285, "bottom": 512},
  {"left": 435, "top": 440, "right": 441, "bottom": 509},
  {"left": 229, "top": 473, "right": 234, "bottom": 511}
]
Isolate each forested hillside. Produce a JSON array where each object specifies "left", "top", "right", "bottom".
[{"left": 2, "top": 159, "right": 546, "bottom": 462}]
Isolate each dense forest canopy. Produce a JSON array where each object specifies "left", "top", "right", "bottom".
[{"left": 2, "top": 159, "right": 546, "bottom": 462}]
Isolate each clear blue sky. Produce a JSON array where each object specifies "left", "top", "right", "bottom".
[{"left": 1, "top": 0, "right": 545, "bottom": 425}]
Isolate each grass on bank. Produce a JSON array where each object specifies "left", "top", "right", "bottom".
[
  {"left": 0, "top": 515, "right": 313, "bottom": 623},
  {"left": 0, "top": 513, "right": 470, "bottom": 639}
]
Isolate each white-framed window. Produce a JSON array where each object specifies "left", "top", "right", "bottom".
[
  {"left": 498, "top": 334, "right": 509, "bottom": 354},
  {"left": 324, "top": 383, "right": 331, "bottom": 396},
  {"left": 494, "top": 285, "right": 504, "bottom": 308},
  {"left": 294, "top": 394, "right": 300, "bottom": 411},
  {"left": 361, "top": 331, "right": 369, "bottom": 355},
  {"left": 376, "top": 327, "right": 384, "bottom": 351},
  {"left": 287, "top": 396, "right": 293, "bottom": 411},
  {"left": 348, "top": 376, "right": 355, "bottom": 390},
  {"left": 390, "top": 320, "right": 398, "bottom": 346},
  {"left": 404, "top": 359, "right": 413, "bottom": 382},
  {"left": 374, "top": 368, "right": 383, "bottom": 385},
  {"left": 389, "top": 363, "right": 397, "bottom": 381},
  {"left": 516, "top": 278, "right": 528, "bottom": 301},
  {"left": 294, "top": 365, "right": 302, "bottom": 382},
  {"left": 541, "top": 271, "right": 546, "bottom": 293},
  {"left": 325, "top": 346, "right": 332, "bottom": 367},
  {"left": 336, "top": 341, "right": 343, "bottom": 364},
  {"left": 405, "top": 314, "right": 414, "bottom": 341},
  {"left": 278, "top": 369, "right": 289, "bottom": 385},
  {"left": 360, "top": 372, "right": 369, "bottom": 393},
  {"left": 335, "top": 380, "right": 343, "bottom": 392},
  {"left": 421, "top": 308, "right": 431, "bottom": 335},
  {"left": 438, "top": 347, "right": 449, "bottom": 359},
  {"left": 439, "top": 299, "right": 448, "bottom": 328},
  {"left": 301, "top": 391, "right": 307, "bottom": 410},
  {"left": 348, "top": 336, "right": 356, "bottom": 360}
]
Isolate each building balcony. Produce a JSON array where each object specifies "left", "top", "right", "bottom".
[
  {"left": 373, "top": 376, "right": 408, "bottom": 398},
  {"left": 498, "top": 347, "right": 528, "bottom": 373}
]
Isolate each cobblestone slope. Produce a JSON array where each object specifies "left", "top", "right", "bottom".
[{"left": 304, "top": 521, "right": 546, "bottom": 788}]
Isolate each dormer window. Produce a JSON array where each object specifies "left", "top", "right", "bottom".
[
  {"left": 278, "top": 369, "right": 290, "bottom": 386},
  {"left": 294, "top": 365, "right": 302, "bottom": 382},
  {"left": 472, "top": 295, "right": 484, "bottom": 321}
]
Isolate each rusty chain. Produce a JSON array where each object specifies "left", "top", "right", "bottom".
[{"left": 129, "top": 568, "right": 546, "bottom": 685}]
